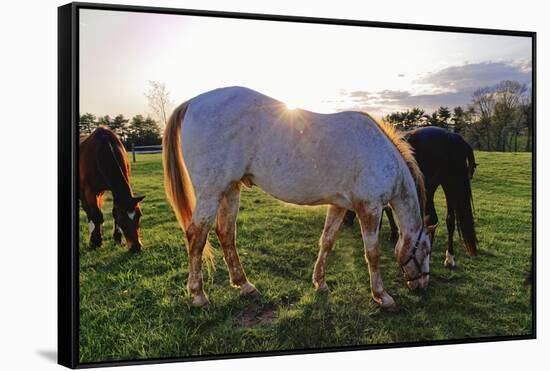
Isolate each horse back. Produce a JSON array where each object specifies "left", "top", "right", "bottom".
[
  {"left": 406, "top": 127, "right": 467, "bottom": 183},
  {"left": 182, "top": 87, "right": 404, "bottom": 208},
  {"left": 79, "top": 127, "right": 130, "bottom": 196}
]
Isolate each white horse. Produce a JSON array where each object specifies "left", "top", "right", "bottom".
[{"left": 163, "top": 86, "right": 431, "bottom": 310}]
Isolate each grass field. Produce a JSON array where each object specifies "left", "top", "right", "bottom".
[{"left": 78, "top": 151, "right": 533, "bottom": 364}]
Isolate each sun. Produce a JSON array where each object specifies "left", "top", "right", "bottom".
[{"left": 285, "top": 101, "right": 297, "bottom": 110}]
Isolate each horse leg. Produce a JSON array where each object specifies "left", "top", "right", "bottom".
[
  {"left": 215, "top": 183, "right": 257, "bottom": 296},
  {"left": 356, "top": 202, "right": 396, "bottom": 311},
  {"left": 111, "top": 207, "right": 123, "bottom": 244},
  {"left": 442, "top": 183, "right": 457, "bottom": 268},
  {"left": 312, "top": 205, "right": 346, "bottom": 292},
  {"left": 186, "top": 197, "right": 220, "bottom": 307},
  {"left": 385, "top": 207, "right": 399, "bottom": 242},
  {"left": 83, "top": 189, "right": 104, "bottom": 248},
  {"left": 425, "top": 184, "right": 438, "bottom": 227},
  {"left": 424, "top": 183, "right": 439, "bottom": 246}
]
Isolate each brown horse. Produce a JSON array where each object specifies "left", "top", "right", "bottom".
[{"left": 79, "top": 127, "right": 145, "bottom": 251}]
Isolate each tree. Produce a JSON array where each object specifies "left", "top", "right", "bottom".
[
  {"left": 425, "top": 111, "right": 440, "bottom": 127},
  {"left": 79, "top": 113, "right": 97, "bottom": 134},
  {"left": 145, "top": 81, "right": 172, "bottom": 129},
  {"left": 493, "top": 80, "right": 527, "bottom": 151},
  {"left": 385, "top": 107, "right": 425, "bottom": 130},
  {"left": 127, "top": 115, "right": 162, "bottom": 146},
  {"left": 451, "top": 106, "right": 468, "bottom": 135},
  {"left": 109, "top": 114, "right": 129, "bottom": 143},
  {"left": 471, "top": 87, "right": 496, "bottom": 150},
  {"left": 97, "top": 115, "right": 113, "bottom": 129},
  {"left": 437, "top": 106, "right": 451, "bottom": 128},
  {"left": 410, "top": 107, "right": 426, "bottom": 127},
  {"left": 424, "top": 106, "right": 451, "bottom": 128},
  {"left": 521, "top": 100, "right": 533, "bottom": 151},
  {"left": 469, "top": 80, "right": 529, "bottom": 151}
]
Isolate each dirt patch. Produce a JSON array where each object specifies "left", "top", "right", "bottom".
[{"left": 234, "top": 303, "right": 278, "bottom": 327}]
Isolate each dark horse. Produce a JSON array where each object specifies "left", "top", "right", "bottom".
[
  {"left": 79, "top": 127, "right": 145, "bottom": 251},
  {"left": 344, "top": 126, "right": 478, "bottom": 267}
]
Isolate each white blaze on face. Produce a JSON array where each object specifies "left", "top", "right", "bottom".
[
  {"left": 88, "top": 221, "right": 95, "bottom": 233},
  {"left": 127, "top": 211, "right": 136, "bottom": 220}
]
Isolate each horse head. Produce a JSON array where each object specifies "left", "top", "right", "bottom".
[
  {"left": 395, "top": 227, "right": 432, "bottom": 290},
  {"left": 113, "top": 195, "right": 145, "bottom": 252}
]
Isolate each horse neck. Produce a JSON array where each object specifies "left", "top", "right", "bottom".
[
  {"left": 108, "top": 160, "right": 134, "bottom": 208},
  {"left": 110, "top": 173, "right": 134, "bottom": 207},
  {"left": 390, "top": 180, "right": 423, "bottom": 238},
  {"left": 98, "top": 140, "right": 134, "bottom": 208}
]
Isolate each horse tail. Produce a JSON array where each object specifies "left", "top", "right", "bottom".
[
  {"left": 448, "top": 134, "right": 478, "bottom": 256},
  {"left": 163, "top": 101, "right": 215, "bottom": 270}
]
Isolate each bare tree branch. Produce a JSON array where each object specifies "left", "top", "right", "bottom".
[{"left": 145, "top": 81, "right": 173, "bottom": 129}]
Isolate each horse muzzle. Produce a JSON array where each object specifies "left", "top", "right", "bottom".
[
  {"left": 406, "top": 274, "right": 429, "bottom": 290},
  {"left": 129, "top": 239, "right": 142, "bottom": 252}
]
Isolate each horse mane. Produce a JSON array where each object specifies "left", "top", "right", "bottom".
[
  {"left": 358, "top": 112, "right": 426, "bottom": 218},
  {"left": 93, "top": 126, "right": 134, "bottom": 207}
]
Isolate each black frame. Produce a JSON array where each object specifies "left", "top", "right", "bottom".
[{"left": 58, "top": 2, "right": 537, "bottom": 369}]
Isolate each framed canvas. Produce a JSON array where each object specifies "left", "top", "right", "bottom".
[{"left": 58, "top": 2, "right": 536, "bottom": 368}]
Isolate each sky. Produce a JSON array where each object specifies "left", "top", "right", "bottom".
[{"left": 79, "top": 9, "right": 532, "bottom": 119}]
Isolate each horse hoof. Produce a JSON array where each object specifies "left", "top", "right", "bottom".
[
  {"left": 88, "top": 241, "right": 102, "bottom": 249},
  {"left": 444, "top": 261, "right": 456, "bottom": 269},
  {"left": 129, "top": 245, "right": 142, "bottom": 253},
  {"left": 383, "top": 302, "right": 399, "bottom": 312},
  {"left": 240, "top": 282, "right": 260, "bottom": 296},
  {"left": 376, "top": 293, "right": 397, "bottom": 311},
  {"left": 407, "top": 280, "right": 420, "bottom": 290},
  {"left": 113, "top": 234, "right": 122, "bottom": 244},
  {"left": 444, "top": 253, "right": 456, "bottom": 269},
  {"left": 314, "top": 281, "right": 330, "bottom": 293},
  {"left": 192, "top": 293, "right": 210, "bottom": 308}
]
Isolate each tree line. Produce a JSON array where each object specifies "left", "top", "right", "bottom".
[
  {"left": 384, "top": 80, "right": 532, "bottom": 152},
  {"left": 79, "top": 81, "right": 172, "bottom": 148},
  {"left": 79, "top": 113, "right": 162, "bottom": 147}
]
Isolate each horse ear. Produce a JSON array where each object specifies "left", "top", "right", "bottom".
[{"left": 133, "top": 195, "right": 145, "bottom": 204}]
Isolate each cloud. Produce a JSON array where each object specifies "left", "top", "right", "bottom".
[
  {"left": 400, "top": 91, "right": 473, "bottom": 110},
  {"left": 348, "top": 90, "right": 372, "bottom": 100},
  {"left": 415, "top": 61, "right": 531, "bottom": 92},
  {"left": 378, "top": 90, "right": 411, "bottom": 101},
  {"left": 341, "top": 90, "right": 476, "bottom": 117},
  {"left": 339, "top": 60, "right": 531, "bottom": 116},
  {"left": 347, "top": 89, "right": 411, "bottom": 104}
]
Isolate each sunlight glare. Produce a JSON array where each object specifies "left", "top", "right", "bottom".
[{"left": 285, "top": 101, "right": 297, "bottom": 110}]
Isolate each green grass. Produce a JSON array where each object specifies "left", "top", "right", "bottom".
[{"left": 78, "top": 152, "right": 533, "bottom": 363}]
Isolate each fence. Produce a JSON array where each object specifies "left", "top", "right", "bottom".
[{"left": 130, "top": 144, "right": 162, "bottom": 162}]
